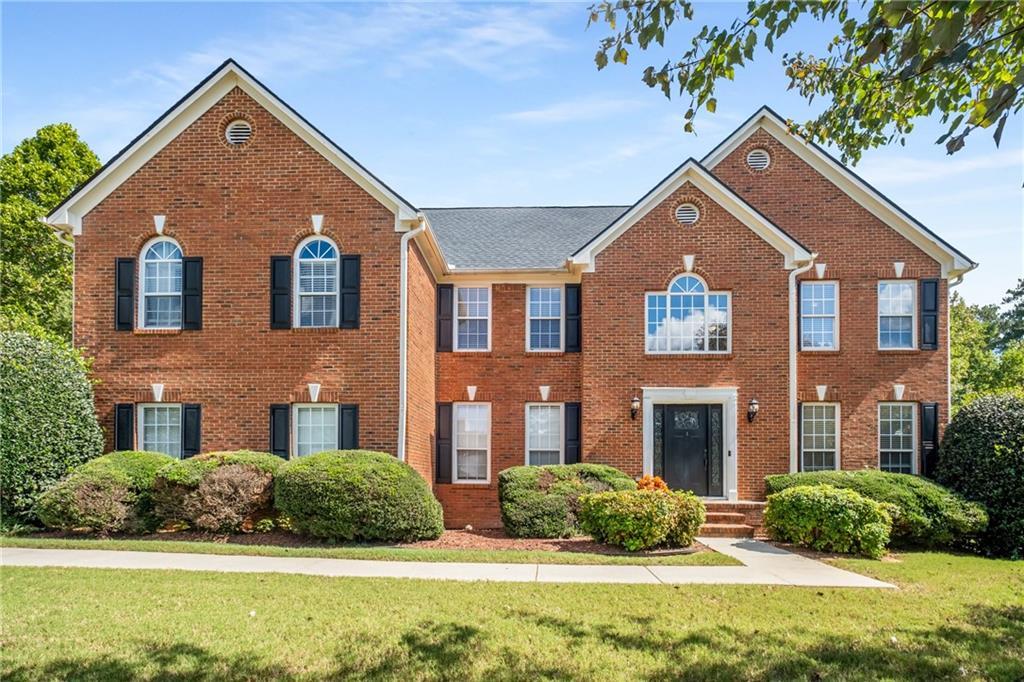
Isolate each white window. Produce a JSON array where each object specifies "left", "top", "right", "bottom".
[
  {"left": 138, "top": 404, "right": 182, "bottom": 458},
  {"left": 453, "top": 403, "right": 490, "bottom": 482},
  {"left": 140, "top": 238, "right": 183, "bottom": 329},
  {"left": 646, "top": 274, "right": 730, "bottom": 353},
  {"left": 293, "top": 404, "right": 338, "bottom": 457},
  {"left": 878, "top": 281, "right": 916, "bottom": 349},
  {"left": 527, "top": 287, "right": 563, "bottom": 351},
  {"left": 879, "top": 403, "right": 916, "bottom": 474},
  {"left": 295, "top": 237, "right": 339, "bottom": 328},
  {"left": 525, "top": 403, "right": 563, "bottom": 465},
  {"left": 801, "top": 403, "right": 839, "bottom": 472},
  {"left": 800, "top": 281, "right": 838, "bottom": 350},
  {"left": 455, "top": 286, "right": 490, "bottom": 351}
]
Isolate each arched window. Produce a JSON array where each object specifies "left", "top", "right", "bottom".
[
  {"left": 294, "top": 237, "right": 339, "bottom": 328},
  {"left": 140, "top": 237, "right": 183, "bottom": 329},
  {"left": 645, "top": 274, "right": 731, "bottom": 353}
]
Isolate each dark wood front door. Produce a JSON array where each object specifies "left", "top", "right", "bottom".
[{"left": 657, "top": 404, "right": 723, "bottom": 496}]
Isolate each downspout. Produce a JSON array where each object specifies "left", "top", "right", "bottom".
[
  {"left": 789, "top": 255, "right": 817, "bottom": 473},
  {"left": 397, "top": 214, "right": 427, "bottom": 462},
  {"left": 947, "top": 274, "right": 965, "bottom": 420}
]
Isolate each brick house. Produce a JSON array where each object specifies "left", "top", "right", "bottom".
[{"left": 46, "top": 60, "right": 975, "bottom": 531}]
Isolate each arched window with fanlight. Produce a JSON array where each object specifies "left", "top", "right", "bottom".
[
  {"left": 645, "top": 274, "right": 731, "bottom": 353},
  {"left": 139, "top": 237, "right": 183, "bottom": 329},
  {"left": 294, "top": 237, "right": 339, "bottom": 328}
]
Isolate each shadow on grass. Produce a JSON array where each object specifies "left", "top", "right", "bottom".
[{"left": 6, "top": 606, "right": 1022, "bottom": 681}]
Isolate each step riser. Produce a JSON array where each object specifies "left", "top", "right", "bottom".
[
  {"left": 700, "top": 523, "right": 755, "bottom": 538},
  {"left": 705, "top": 513, "right": 746, "bottom": 524},
  {"left": 704, "top": 502, "right": 765, "bottom": 532}
]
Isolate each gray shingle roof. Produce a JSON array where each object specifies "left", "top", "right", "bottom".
[{"left": 422, "top": 206, "right": 629, "bottom": 270}]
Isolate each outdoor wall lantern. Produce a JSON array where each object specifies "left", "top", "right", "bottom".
[
  {"left": 630, "top": 395, "right": 641, "bottom": 420},
  {"left": 747, "top": 398, "right": 760, "bottom": 422}
]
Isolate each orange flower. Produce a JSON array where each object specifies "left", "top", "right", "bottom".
[{"left": 636, "top": 475, "right": 669, "bottom": 492}]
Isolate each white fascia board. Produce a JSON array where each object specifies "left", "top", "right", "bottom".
[{"left": 703, "top": 108, "right": 975, "bottom": 279}]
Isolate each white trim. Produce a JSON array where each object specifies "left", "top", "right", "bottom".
[
  {"left": 524, "top": 402, "right": 564, "bottom": 465},
  {"left": 452, "top": 402, "right": 491, "bottom": 484},
  {"left": 878, "top": 402, "right": 918, "bottom": 474},
  {"left": 525, "top": 285, "right": 565, "bottom": 352},
  {"left": 570, "top": 159, "right": 812, "bottom": 272},
  {"left": 702, "top": 107, "right": 974, "bottom": 278},
  {"left": 641, "top": 387, "right": 738, "bottom": 501},
  {"left": 136, "top": 402, "right": 183, "bottom": 459},
  {"left": 453, "top": 284, "right": 492, "bottom": 352},
  {"left": 137, "top": 236, "right": 183, "bottom": 330},
  {"left": 293, "top": 235, "right": 340, "bottom": 329},
  {"left": 877, "top": 279, "right": 917, "bottom": 350},
  {"left": 644, "top": 274, "right": 732, "bottom": 355},
  {"left": 799, "top": 402, "right": 841, "bottom": 471},
  {"left": 291, "top": 403, "right": 339, "bottom": 458},
  {"left": 799, "top": 279, "right": 840, "bottom": 351}
]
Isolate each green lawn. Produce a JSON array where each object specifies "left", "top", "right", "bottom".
[
  {"left": 1, "top": 536, "right": 737, "bottom": 566},
  {"left": 3, "top": 553, "right": 1022, "bottom": 680}
]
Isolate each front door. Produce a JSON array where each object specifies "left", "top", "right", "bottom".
[{"left": 658, "top": 404, "right": 723, "bottom": 496}]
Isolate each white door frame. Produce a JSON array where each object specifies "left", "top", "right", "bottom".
[{"left": 642, "top": 386, "right": 739, "bottom": 501}]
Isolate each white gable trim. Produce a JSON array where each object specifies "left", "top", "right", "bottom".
[
  {"left": 570, "top": 159, "right": 813, "bottom": 272},
  {"left": 702, "top": 107, "right": 975, "bottom": 278},
  {"left": 45, "top": 60, "right": 419, "bottom": 235}
]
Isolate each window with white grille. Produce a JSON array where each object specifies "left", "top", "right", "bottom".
[
  {"left": 800, "top": 281, "right": 839, "bottom": 350},
  {"left": 645, "top": 274, "right": 730, "bottom": 353},
  {"left": 527, "top": 287, "right": 562, "bottom": 351},
  {"left": 139, "top": 404, "right": 182, "bottom": 458},
  {"left": 294, "top": 238, "right": 339, "bottom": 328},
  {"left": 526, "top": 403, "right": 562, "bottom": 465},
  {"left": 801, "top": 403, "right": 839, "bottom": 471},
  {"left": 294, "top": 404, "right": 338, "bottom": 457},
  {"left": 879, "top": 403, "right": 916, "bottom": 473},
  {"left": 878, "top": 281, "right": 916, "bottom": 349},
  {"left": 454, "top": 403, "right": 490, "bottom": 482},
  {"left": 455, "top": 287, "right": 490, "bottom": 351},
  {"left": 140, "top": 238, "right": 183, "bottom": 329}
]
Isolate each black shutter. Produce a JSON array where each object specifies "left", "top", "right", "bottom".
[
  {"left": 114, "top": 403, "right": 134, "bottom": 450},
  {"left": 115, "top": 258, "right": 135, "bottom": 331},
  {"left": 920, "top": 279, "right": 939, "bottom": 350},
  {"left": 269, "top": 404, "right": 290, "bottom": 458},
  {"left": 182, "top": 404, "right": 201, "bottom": 458},
  {"left": 564, "top": 402, "right": 581, "bottom": 464},
  {"left": 339, "top": 404, "right": 359, "bottom": 450},
  {"left": 270, "top": 256, "right": 291, "bottom": 329},
  {"left": 182, "top": 257, "right": 203, "bottom": 330},
  {"left": 339, "top": 255, "right": 360, "bottom": 329},
  {"left": 565, "top": 284, "right": 582, "bottom": 353},
  {"left": 436, "top": 284, "right": 453, "bottom": 352},
  {"left": 920, "top": 402, "right": 940, "bottom": 477},
  {"left": 435, "top": 403, "right": 453, "bottom": 483}
]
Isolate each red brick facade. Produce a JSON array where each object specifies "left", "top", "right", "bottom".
[{"left": 63, "top": 65, "right": 966, "bottom": 529}]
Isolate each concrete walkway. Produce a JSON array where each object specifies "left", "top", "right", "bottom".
[{"left": 2, "top": 538, "right": 893, "bottom": 588}]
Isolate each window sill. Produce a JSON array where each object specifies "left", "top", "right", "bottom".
[
  {"left": 133, "top": 328, "right": 181, "bottom": 336},
  {"left": 801, "top": 348, "right": 840, "bottom": 354},
  {"left": 524, "top": 350, "right": 570, "bottom": 357},
  {"left": 290, "top": 326, "right": 343, "bottom": 334},
  {"left": 877, "top": 348, "right": 921, "bottom": 354}
]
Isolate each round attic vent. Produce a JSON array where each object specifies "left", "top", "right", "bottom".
[
  {"left": 675, "top": 203, "right": 700, "bottom": 225},
  {"left": 225, "top": 120, "right": 252, "bottom": 145},
  {"left": 746, "top": 148, "right": 771, "bottom": 171}
]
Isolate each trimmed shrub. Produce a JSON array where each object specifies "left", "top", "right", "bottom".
[
  {"left": 499, "top": 463, "right": 637, "bottom": 538},
  {"left": 764, "top": 470, "right": 987, "bottom": 549},
  {"left": 35, "top": 451, "right": 173, "bottom": 533},
  {"left": 764, "top": 485, "right": 892, "bottom": 559},
  {"left": 665, "top": 491, "right": 706, "bottom": 548},
  {"left": 274, "top": 451, "right": 443, "bottom": 542},
  {"left": 578, "top": 489, "right": 675, "bottom": 551},
  {"left": 154, "top": 451, "right": 282, "bottom": 532},
  {"left": 1, "top": 331, "right": 103, "bottom": 522},
  {"left": 937, "top": 393, "right": 1024, "bottom": 559}
]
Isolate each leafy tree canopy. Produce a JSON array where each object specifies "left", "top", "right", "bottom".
[
  {"left": 950, "top": 289, "right": 1024, "bottom": 411},
  {"left": 590, "top": 0, "right": 1024, "bottom": 162},
  {"left": 998, "top": 278, "right": 1024, "bottom": 350},
  {"left": 0, "top": 124, "right": 100, "bottom": 341}
]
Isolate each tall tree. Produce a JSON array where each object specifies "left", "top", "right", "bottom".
[
  {"left": 950, "top": 292, "right": 999, "bottom": 407},
  {"left": 589, "top": 0, "right": 1024, "bottom": 162},
  {"left": 0, "top": 124, "right": 100, "bottom": 341},
  {"left": 998, "top": 278, "right": 1024, "bottom": 349}
]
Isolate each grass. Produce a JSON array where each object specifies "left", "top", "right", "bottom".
[
  {"left": 0, "top": 536, "right": 738, "bottom": 566},
  {"left": 3, "top": 552, "right": 1022, "bottom": 680}
]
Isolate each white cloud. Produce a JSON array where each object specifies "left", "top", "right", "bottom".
[
  {"left": 501, "top": 96, "right": 648, "bottom": 124},
  {"left": 855, "top": 146, "right": 1024, "bottom": 186}
]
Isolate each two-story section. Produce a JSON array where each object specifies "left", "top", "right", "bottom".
[{"left": 47, "top": 62, "right": 975, "bottom": 530}]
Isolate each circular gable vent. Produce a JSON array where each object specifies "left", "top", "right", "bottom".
[
  {"left": 746, "top": 148, "right": 771, "bottom": 171},
  {"left": 225, "top": 119, "right": 253, "bottom": 145},
  {"left": 675, "top": 203, "right": 700, "bottom": 225}
]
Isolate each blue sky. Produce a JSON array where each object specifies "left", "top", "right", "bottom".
[{"left": 3, "top": 2, "right": 1021, "bottom": 305}]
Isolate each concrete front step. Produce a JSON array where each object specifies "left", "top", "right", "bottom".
[{"left": 699, "top": 523, "right": 755, "bottom": 538}]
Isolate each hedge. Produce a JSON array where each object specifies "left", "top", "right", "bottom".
[
  {"left": 764, "top": 485, "right": 892, "bottom": 559},
  {"left": 0, "top": 331, "right": 104, "bottom": 522},
  {"left": 577, "top": 489, "right": 705, "bottom": 552},
  {"left": 274, "top": 451, "right": 443, "bottom": 542},
  {"left": 937, "top": 393, "right": 1024, "bottom": 559},
  {"left": 764, "top": 470, "right": 987, "bottom": 549},
  {"left": 36, "top": 451, "right": 174, "bottom": 533},
  {"left": 499, "top": 463, "right": 636, "bottom": 538}
]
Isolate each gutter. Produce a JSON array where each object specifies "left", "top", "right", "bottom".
[
  {"left": 397, "top": 215, "right": 427, "bottom": 462},
  {"left": 789, "top": 255, "right": 817, "bottom": 473}
]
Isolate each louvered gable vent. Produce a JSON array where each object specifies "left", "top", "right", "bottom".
[
  {"left": 675, "top": 203, "right": 700, "bottom": 225},
  {"left": 746, "top": 148, "right": 771, "bottom": 170},
  {"left": 225, "top": 120, "right": 252, "bottom": 145}
]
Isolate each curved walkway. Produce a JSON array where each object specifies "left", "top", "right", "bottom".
[{"left": 2, "top": 537, "right": 893, "bottom": 588}]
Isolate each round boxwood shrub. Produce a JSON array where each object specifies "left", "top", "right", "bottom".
[
  {"left": 764, "top": 485, "right": 892, "bottom": 559},
  {"left": 153, "top": 451, "right": 283, "bottom": 532},
  {"left": 0, "top": 331, "right": 103, "bottom": 522},
  {"left": 35, "top": 451, "right": 174, "bottom": 533},
  {"left": 764, "top": 469, "right": 987, "bottom": 549},
  {"left": 274, "top": 450, "right": 443, "bottom": 542},
  {"left": 578, "top": 489, "right": 676, "bottom": 551},
  {"left": 499, "top": 463, "right": 637, "bottom": 538},
  {"left": 937, "top": 393, "right": 1024, "bottom": 559}
]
